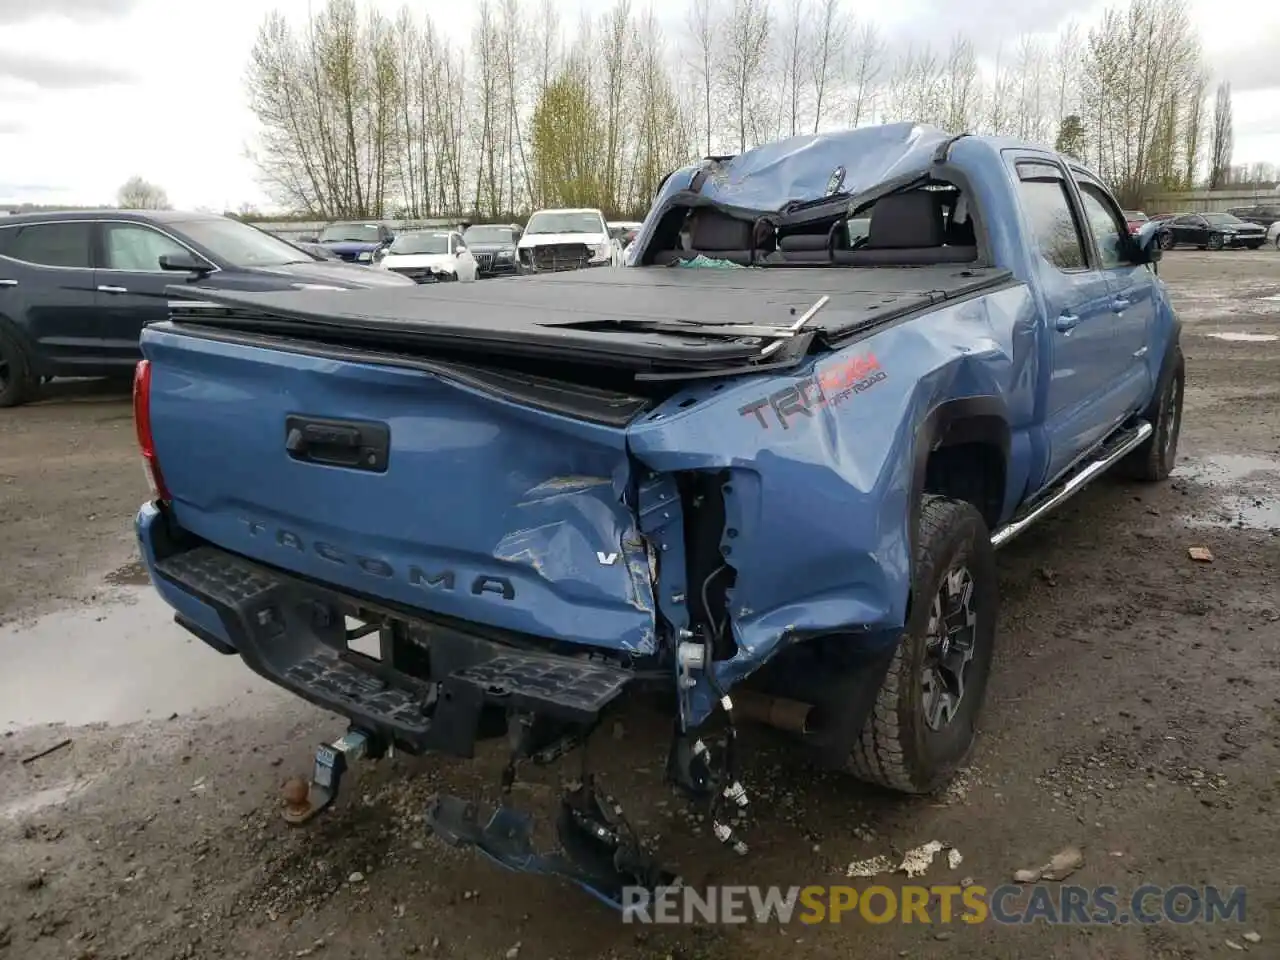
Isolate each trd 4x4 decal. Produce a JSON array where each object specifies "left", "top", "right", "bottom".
[{"left": 738, "top": 352, "right": 888, "bottom": 431}]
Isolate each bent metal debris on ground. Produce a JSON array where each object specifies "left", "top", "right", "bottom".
[{"left": 846, "top": 840, "right": 963, "bottom": 879}]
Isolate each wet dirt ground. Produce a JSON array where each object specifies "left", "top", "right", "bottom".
[{"left": 1, "top": 251, "right": 1277, "bottom": 959}]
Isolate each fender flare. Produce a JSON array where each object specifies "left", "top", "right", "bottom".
[{"left": 907, "top": 395, "right": 1012, "bottom": 572}]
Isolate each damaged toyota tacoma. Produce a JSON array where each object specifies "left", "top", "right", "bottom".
[{"left": 131, "top": 123, "right": 1182, "bottom": 907}]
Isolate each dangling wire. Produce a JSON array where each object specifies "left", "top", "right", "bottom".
[{"left": 698, "top": 563, "right": 749, "bottom": 854}]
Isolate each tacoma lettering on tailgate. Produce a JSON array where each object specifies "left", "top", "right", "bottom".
[{"left": 240, "top": 519, "right": 516, "bottom": 600}]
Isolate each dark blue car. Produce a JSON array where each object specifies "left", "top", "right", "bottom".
[
  {"left": 0, "top": 210, "right": 413, "bottom": 406},
  {"left": 315, "top": 221, "right": 395, "bottom": 263}
]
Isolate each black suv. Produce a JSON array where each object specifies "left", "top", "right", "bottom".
[
  {"left": 0, "top": 210, "right": 413, "bottom": 407},
  {"left": 1227, "top": 204, "right": 1280, "bottom": 229},
  {"left": 461, "top": 223, "right": 523, "bottom": 278}
]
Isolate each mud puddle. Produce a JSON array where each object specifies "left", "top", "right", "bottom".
[
  {"left": 0, "top": 778, "right": 96, "bottom": 819},
  {"left": 1174, "top": 453, "right": 1280, "bottom": 532},
  {"left": 0, "top": 589, "right": 278, "bottom": 730}
]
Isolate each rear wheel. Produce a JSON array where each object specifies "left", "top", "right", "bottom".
[
  {"left": 1120, "top": 344, "right": 1184, "bottom": 481},
  {"left": 849, "top": 496, "right": 998, "bottom": 794},
  {"left": 1207, "top": 233, "right": 1224, "bottom": 251},
  {"left": 1158, "top": 229, "right": 1175, "bottom": 250},
  {"left": 0, "top": 328, "right": 37, "bottom": 408}
]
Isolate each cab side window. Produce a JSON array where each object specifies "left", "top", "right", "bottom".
[
  {"left": 103, "top": 223, "right": 193, "bottom": 271},
  {"left": 1016, "top": 173, "right": 1087, "bottom": 271},
  {"left": 1077, "top": 183, "right": 1130, "bottom": 270},
  {"left": 3, "top": 222, "right": 93, "bottom": 268}
]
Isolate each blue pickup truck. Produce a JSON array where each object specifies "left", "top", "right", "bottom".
[{"left": 131, "top": 124, "right": 1181, "bottom": 905}]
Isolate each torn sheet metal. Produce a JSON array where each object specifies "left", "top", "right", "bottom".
[
  {"left": 627, "top": 283, "right": 1036, "bottom": 715},
  {"left": 629, "top": 123, "right": 953, "bottom": 259}
]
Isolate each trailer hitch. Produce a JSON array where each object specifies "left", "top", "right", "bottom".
[{"left": 281, "top": 728, "right": 386, "bottom": 824}]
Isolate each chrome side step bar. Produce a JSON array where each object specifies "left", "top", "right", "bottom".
[{"left": 990, "top": 421, "right": 1153, "bottom": 549}]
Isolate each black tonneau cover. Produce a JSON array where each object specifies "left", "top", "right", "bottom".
[{"left": 167, "top": 265, "right": 1013, "bottom": 372}]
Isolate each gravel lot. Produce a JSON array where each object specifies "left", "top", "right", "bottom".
[{"left": 1, "top": 252, "right": 1278, "bottom": 959}]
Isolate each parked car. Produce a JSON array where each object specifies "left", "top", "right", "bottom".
[
  {"left": 316, "top": 221, "right": 395, "bottom": 263},
  {"left": 461, "top": 223, "right": 523, "bottom": 278},
  {"left": 0, "top": 210, "right": 414, "bottom": 406},
  {"left": 1156, "top": 212, "right": 1267, "bottom": 250},
  {"left": 517, "top": 207, "right": 621, "bottom": 272},
  {"left": 131, "top": 123, "right": 1181, "bottom": 908},
  {"left": 608, "top": 220, "right": 644, "bottom": 249},
  {"left": 377, "top": 229, "right": 477, "bottom": 283},
  {"left": 292, "top": 240, "right": 341, "bottom": 261},
  {"left": 1122, "top": 209, "right": 1149, "bottom": 234},
  {"left": 1226, "top": 204, "right": 1280, "bottom": 230}
]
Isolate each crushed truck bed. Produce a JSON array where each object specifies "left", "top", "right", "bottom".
[{"left": 167, "top": 265, "right": 1014, "bottom": 372}]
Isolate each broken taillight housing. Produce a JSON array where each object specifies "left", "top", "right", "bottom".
[{"left": 132, "top": 359, "right": 172, "bottom": 502}]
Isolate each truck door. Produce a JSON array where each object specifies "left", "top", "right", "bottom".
[
  {"left": 1009, "top": 158, "right": 1132, "bottom": 484},
  {"left": 1071, "top": 175, "right": 1154, "bottom": 420}
]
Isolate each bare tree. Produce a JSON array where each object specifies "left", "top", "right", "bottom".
[
  {"left": 719, "top": 0, "right": 771, "bottom": 152},
  {"left": 1051, "top": 21, "right": 1081, "bottom": 126},
  {"left": 1011, "top": 34, "right": 1049, "bottom": 142},
  {"left": 941, "top": 35, "right": 980, "bottom": 131},
  {"left": 598, "top": 0, "right": 634, "bottom": 209},
  {"left": 117, "top": 176, "right": 170, "bottom": 209},
  {"left": 242, "top": 0, "right": 1219, "bottom": 220},
  {"left": 1181, "top": 68, "right": 1209, "bottom": 188},
  {"left": 1209, "top": 79, "right": 1233, "bottom": 188},
  {"left": 1080, "top": 0, "right": 1204, "bottom": 204},
  {"left": 470, "top": 0, "right": 506, "bottom": 216},
  {"left": 846, "top": 21, "right": 883, "bottom": 127},
  {"left": 533, "top": 0, "right": 561, "bottom": 95},
  {"left": 985, "top": 41, "right": 1017, "bottom": 137},
  {"left": 808, "top": 0, "right": 848, "bottom": 133},
  {"left": 778, "top": 0, "right": 808, "bottom": 136},
  {"left": 629, "top": 11, "right": 691, "bottom": 214},
  {"left": 684, "top": 0, "right": 719, "bottom": 155}
]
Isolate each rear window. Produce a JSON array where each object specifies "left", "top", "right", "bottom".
[
  {"left": 0, "top": 221, "right": 93, "bottom": 268},
  {"left": 1017, "top": 180, "right": 1086, "bottom": 270}
]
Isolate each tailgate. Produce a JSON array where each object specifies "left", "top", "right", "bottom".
[{"left": 141, "top": 326, "right": 658, "bottom": 655}]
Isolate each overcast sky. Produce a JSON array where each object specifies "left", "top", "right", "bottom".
[{"left": 0, "top": 0, "right": 1276, "bottom": 209}]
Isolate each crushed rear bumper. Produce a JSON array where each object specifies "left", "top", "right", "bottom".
[{"left": 136, "top": 503, "right": 636, "bottom": 758}]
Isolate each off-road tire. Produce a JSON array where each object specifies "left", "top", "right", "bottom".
[
  {"left": 0, "top": 327, "right": 37, "bottom": 408},
  {"left": 850, "top": 495, "right": 998, "bottom": 795},
  {"left": 1119, "top": 344, "right": 1184, "bottom": 481},
  {"left": 1207, "top": 233, "right": 1224, "bottom": 251}
]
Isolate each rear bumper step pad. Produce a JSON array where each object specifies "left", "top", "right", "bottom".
[{"left": 153, "top": 545, "right": 633, "bottom": 756}]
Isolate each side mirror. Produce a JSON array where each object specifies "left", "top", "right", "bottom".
[
  {"left": 456, "top": 245, "right": 467, "bottom": 254},
  {"left": 1129, "top": 221, "right": 1164, "bottom": 263},
  {"left": 159, "top": 252, "right": 213, "bottom": 275}
]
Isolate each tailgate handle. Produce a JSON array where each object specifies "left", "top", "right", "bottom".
[{"left": 285, "top": 416, "right": 390, "bottom": 473}]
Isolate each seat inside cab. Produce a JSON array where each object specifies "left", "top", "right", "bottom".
[{"left": 646, "top": 183, "right": 979, "bottom": 268}]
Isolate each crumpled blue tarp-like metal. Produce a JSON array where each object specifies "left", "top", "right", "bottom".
[{"left": 690, "top": 122, "right": 953, "bottom": 212}]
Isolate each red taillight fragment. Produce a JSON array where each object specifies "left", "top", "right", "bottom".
[{"left": 133, "top": 359, "right": 172, "bottom": 502}]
